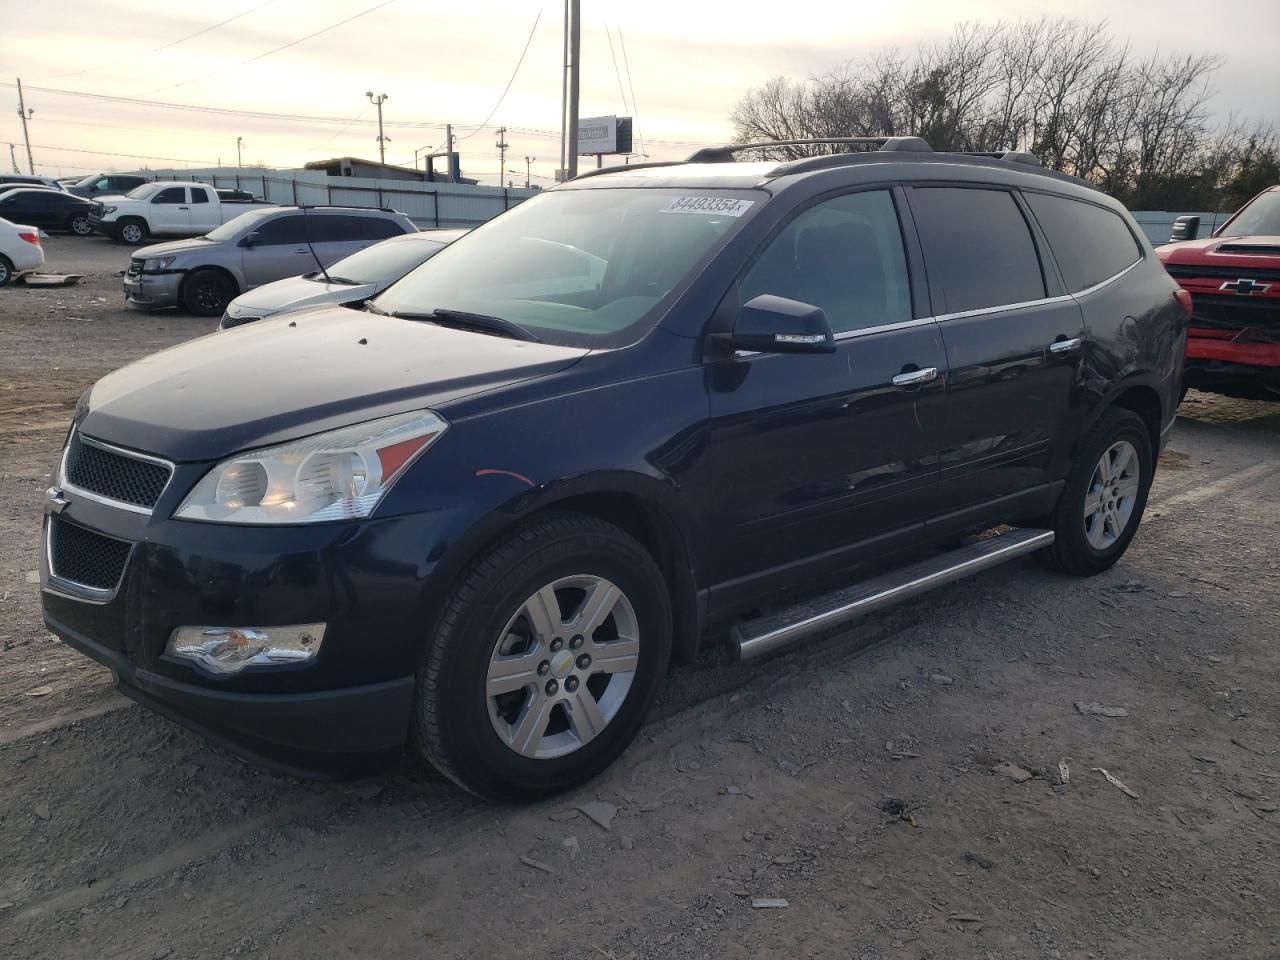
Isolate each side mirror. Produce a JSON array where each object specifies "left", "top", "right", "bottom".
[
  {"left": 1170, "top": 215, "right": 1200, "bottom": 242},
  {"left": 240, "top": 232, "right": 261, "bottom": 248},
  {"left": 720, "top": 294, "right": 836, "bottom": 355}
]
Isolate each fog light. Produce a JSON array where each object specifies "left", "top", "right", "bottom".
[{"left": 166, "top": 624, "right": 325, "bottom": 675}]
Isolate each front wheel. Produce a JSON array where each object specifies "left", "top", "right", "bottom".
[
  {"left": 181, "top": 269, "right": 235, "bottom": 317},
  {"left": 1037, "top": 407, "right": 1153, "bottom": 576},
  {"left": 414, "top": 513, "right": 672, "bottom": 801},
  {"left": 66, "top": 213, "right": 93, "bottom": 236},
  {"left": 115, "top": 219, "right": 147, "bottom": 245}
]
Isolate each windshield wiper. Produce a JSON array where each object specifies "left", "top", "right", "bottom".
[
  {"left": 324, "top": 275, "right": 361, "bottom": 285},
  {"left": 363, "top": 300, "right": 391, "bottom": 316},
  {"left": 391, "top": 308, "right": 541, "bottom": 342}
]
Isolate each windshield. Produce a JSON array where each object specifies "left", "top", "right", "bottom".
[
  {"left": 321, "top": 237, "right": 446, "bottom": 285},
  {"left": 373, "top": 187, "right": 763, "bottom": 347},
  {"left": 204, "top": 207, "right": 279, "bottom": 241},
  {"left": 1220, "top": 191, "right": 1280, "bottom": 238},
  {"left": 124, "top": 184, "right": 157, "bottom": 200}
]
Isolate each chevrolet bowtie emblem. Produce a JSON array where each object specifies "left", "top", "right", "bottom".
[
  {"left": 46, "top": 487, "right": 70, "bottom": 514},
  {"left": 1218, "top": 278, "right": 1272, "bottom": 295}
]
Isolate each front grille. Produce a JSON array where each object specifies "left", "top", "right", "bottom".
[
  {"left": 64, "top": 434, "right": 171, "bottom": 510},
  {"left": 1166, "top": 264, "right": 1280, "bottom": 282},
  {"left": 49, "top": 517, "right": 131, "bottom": 593},
  {"left": 1188, "top": 294, "right": 1280, "bottom": 335},
  {"left": 219, "top": 312, "right": 261, "bottom": 330}
]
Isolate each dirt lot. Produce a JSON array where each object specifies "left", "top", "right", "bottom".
[{"left": 1, "top": 235, "right": 1277, "bottom": 960}]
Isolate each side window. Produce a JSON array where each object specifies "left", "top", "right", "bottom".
[
  {"left": 307, "top": 215, "right": 365, "bottom": 242},
  {"left": 362, "top": 217, "right": 406, "bottom": 240},
  {"left": 190, "top": 188, "right": 210, "bottom": 204},
  {"left": 910, "top": 187, "right": 1045, "bottom": 313},
  {"left": 739, "top": 190, "right": 912, "bottom": 334},
  {"left": 1024, "top": 192, "right": 1142, "bottom": 293},
  {"left": 93, "top": 177, "right": 111, "bottom": 191},
  {"left": 251, "top": 215, "right": 308, "bottom": 245},
  {"left": 152, "top": 187, "right": 187, "bottom": 205}
]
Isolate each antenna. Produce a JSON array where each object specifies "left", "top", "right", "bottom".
[{"left": 300, "top": 205, "right": 333, "bottom": 284}]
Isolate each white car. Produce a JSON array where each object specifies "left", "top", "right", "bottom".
[
  {"left": 0, "top": 216, "right": 45, "bottom": 285},
  {"left": 89, "top": 180, "right": 273, "bottom": 245},
  {"left": 220, "top": 228, "right": 467, "bottom": 329}
]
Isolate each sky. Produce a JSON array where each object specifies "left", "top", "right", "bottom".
[{"left": 3, "top": 0, "right": 1278, "bottom": 186}]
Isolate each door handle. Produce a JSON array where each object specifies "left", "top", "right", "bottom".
[
  {"left": 178, "top": 206, "right": 189, "bottom": 210},
  {"left": 892, "top": 366, "right": 938, "bottom": 388},
  {"left": 1048, "top": 337, "right": 1083, "bottom": 354}
]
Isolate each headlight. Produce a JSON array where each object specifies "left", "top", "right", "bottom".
[
  {"left": 175, "top": 410, "right": 448, "bottom": 524},
  {"left": 142, "top": 255, "right": 177, "bottom": 272},
  {"left": 103, "top": 204, "right": 117, "bottom": 214}
]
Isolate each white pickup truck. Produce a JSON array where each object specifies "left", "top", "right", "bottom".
[{"left": 88, "top": 181, "right": 272, "bottom": 245}]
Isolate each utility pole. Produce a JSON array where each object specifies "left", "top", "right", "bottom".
[
  {"left": 16, "top": 78, "right": 35, "bottom": 174},
  {"left": 366, "top": 91, "right": 389, "bottom": 165},
  {"left": 524, "top": 156, "right": 534, "bottom": 189},
  {"left": 567, "top": 0, "right": 580, "bottom": 180},
  {"left": 495, "top": 126, "right": 508, "bottom": 188},
  {"left": 445, "top": 123, "right": 454, "bottom": 182},
  {"left": 236, "top": 136, "right": 243, "bottom": 168}
]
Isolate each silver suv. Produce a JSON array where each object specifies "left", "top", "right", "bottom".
[{"left": 123, "top": 205, "right": 417, "bottom": 317}]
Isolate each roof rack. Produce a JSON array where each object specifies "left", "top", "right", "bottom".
[
  {"left": 686, "top": 137, "right": 932, "bottom": 164},
  {"left": 295, "top": 204, "right": 399, "bottom": 213},
  {"left": 953, "top": 150, "right": 1042, "bottom": 167}
]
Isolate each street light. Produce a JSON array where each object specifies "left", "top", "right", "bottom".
[
  {"left": 366, "top": 91, "right": 389, "bottom": 165},
  {"left": 413, "top": 144, "right": 434, "bottom": 172},
  {"left": 524, "top": 156, "right": 535, "bottom": 189},
  {"left": 236, "top": 136, "right": 243, "bottom": 168}
]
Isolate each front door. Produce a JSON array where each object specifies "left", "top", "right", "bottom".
[
  {"left": 241, "top": 214, "right": 315, "bottom": 288},
  {"left": 705, "top": 187, "right": 946, "bottom": 612},
  {"left": 906, "top": 185, "right": 1088, "bottom": 511},
  {"left": 148, "top": 186, "right": 191, "bottom": 234}
]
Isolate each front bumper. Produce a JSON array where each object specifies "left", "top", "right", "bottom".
[
  {"left": 123, "top": 270, "right": 183, "bottom": 309},
  {"left": 39, "top": 485, "right": 453, "bottom": 777}
]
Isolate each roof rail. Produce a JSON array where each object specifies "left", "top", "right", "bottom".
[
  {"left": 953, "top": 150, "right": 1042, "bottom": 167},
  {"left": 686, "top": 137, "right": 932, "bottom": 163},
  {"left": 571, "top": 160, "right": 686, "bottom": 181}
]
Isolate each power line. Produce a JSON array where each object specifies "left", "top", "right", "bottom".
[
  {"left": 306, "top": 104, "right": 371, "bottom": 152},
  {"left": 39, "top": 1, "right": 280, "bottom": 82},
  {"left": 457, "top": 8, "right": 543, "bottom": 141},
  {"left": 617, "top": 25, "right": 646, "bottom": 157},
  {"left": 30, "top": 143, "right": 227, "bottom": 166},
  {"left": 137, "top": 0, "right": 401, "bottom": 97}
]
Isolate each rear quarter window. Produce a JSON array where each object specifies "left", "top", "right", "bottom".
[
  {"left": 362, "top": 217, "right": 407, "bottom": 240},
  {"left": 1024, "top": 192, "right": 1142, "bottom": 293}
]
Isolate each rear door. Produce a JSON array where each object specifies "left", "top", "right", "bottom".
[
  {"left": 705, "top": 186, "right": 947, "bottom": 610},
  {"left": 187, "top": 186, "right": 219, "bottom": 233},
  {"left": 148, "top": 186, "right": 191, "bottom": 234},
  {"left": 241, "top": 214, "right": 315, "bottom": 287},
  {"left": 305, "top": 214, "right": 369, "bottom": 266},
  {"left": 906, "top": 184, "right": 1088, "bottom": 514}
]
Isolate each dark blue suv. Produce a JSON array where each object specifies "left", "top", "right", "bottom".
[{"left": 40, "top": 137, "right": 1188, "bottom": 800}]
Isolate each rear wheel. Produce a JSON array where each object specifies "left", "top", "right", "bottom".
[
  {"left": 65, "top": 213, "right": 92, "bottom": 236},
  {"left": 182, "top": 269, "right": 235, "bottom": 317},
  {"left": 0, "top": 255, "right": 13, "bottom": 287},
  {"left": 1037, "top": 408, "right": 1153, "bottom": 576},
  {"left": 414, "top": 513, "right": 672, "bottom": 801}
]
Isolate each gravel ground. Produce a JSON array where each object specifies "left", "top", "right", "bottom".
[{"left": 1, "top": 235, "right": 1277, "bottom": 960}]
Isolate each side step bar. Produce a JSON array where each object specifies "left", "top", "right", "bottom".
[{"left": 729, "top": 528, "right": 1054, "bottom": 661}]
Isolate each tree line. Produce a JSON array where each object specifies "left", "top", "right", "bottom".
[{"left": 729, "top": 18, "right": 1278, "bottom": 212}]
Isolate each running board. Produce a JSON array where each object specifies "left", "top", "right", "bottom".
[{"left": 729, "top": 528, "right": 1055, "bottom": 661}]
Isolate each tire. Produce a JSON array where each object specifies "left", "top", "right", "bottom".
[
  {"left": 414, "top": 512, "right": 672, "bottom": 802},
  {"left": 1037, "top": 408, "right": 1153, "bottom": 576},
  {"left": 115, "top": 219, "right": 147, "bottom": 245},
  {"left": 0, "top": 255, "right": 12, "bottom": 287},
  {"left": 65, "top": 213, "right": 93, "bottom": 236},
  {"left": 181, "top": 269, "right": 235, "bottom": 317}
]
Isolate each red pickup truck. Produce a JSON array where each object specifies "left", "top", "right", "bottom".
[{"left": 1156, "top": 185, "right": 1280, "bottom": 400}]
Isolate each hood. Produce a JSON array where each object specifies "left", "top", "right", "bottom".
[
  {"left": 79, "top": 307, "right": 589, "bottom": 461},
  {"left": 230, "top": 275, "right": 377, "bottom": 318},
  {"left": 1157, "top": 235, "right": 1280, "bottom": 268},
  {"left": 133, "top": 236, "right": 218, "bottom": 260}
]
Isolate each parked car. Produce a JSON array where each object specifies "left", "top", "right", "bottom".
[
  {"left": 0, "top": 174, "right": 65, "bottom": 191},
  {"left": 88, "top": 181, "right": 274, "bottom": 245},
  {"left": 0, "top": 183, "right": 60, "bottom": 199},
  {"left": 1157, "top": 185, "right": 1280, "bottom": 400},
  {"left": 219, "top": 228, "right": 467, "bottom": 329},
  {"left": 66, "top": 172, "right": 150, "bottom": 199},
  {"left": 0, "top": 188, "right": 96, "bottom": 236},
  {"left": 0, "top": 216, "right": 44, "bottom": 285},
  {"left": 41, "top": 137, "right": 1187, "bottom": 801},
  {"left": 124, "top": 205, "right": 418, "bottom": 316}
]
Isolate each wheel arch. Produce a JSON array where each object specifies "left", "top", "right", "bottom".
[{"left": 1108, "top": 383, "right": 1162, "bottom": 455}]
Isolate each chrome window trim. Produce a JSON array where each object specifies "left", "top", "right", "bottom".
[
  {"left": 59, "top": 430, "right": 175, "bottom": 517},
  {"left": 44, "top": 516, "right": 130, "bottom": 604},
  {"left": 1070, "top": 257, "right": 1141, "bottom": 298}
]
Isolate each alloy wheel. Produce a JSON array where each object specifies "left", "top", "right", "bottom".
[
  {"left": 485, "top": 574, "right": 639, "bottom": 760},
  {"left": 121, "top": 224, "right": 142, "bottom": 243},
  {"left": 1083, "top": 439, "right": 1141, "bottom": 550},
  {"left": 71, "top": 216, "right": 92, "bottom": 236}
]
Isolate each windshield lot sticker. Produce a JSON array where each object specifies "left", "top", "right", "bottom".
[{"left": 660, "top": 196, "right": 755, "bottom": 217}]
